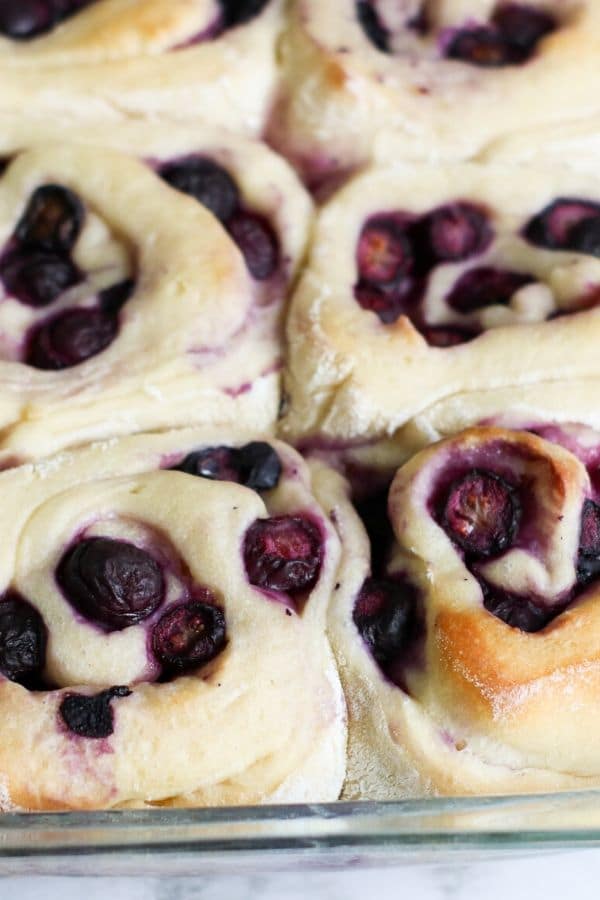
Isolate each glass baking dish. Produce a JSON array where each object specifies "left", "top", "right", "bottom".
[{"left": 3, "top": 792, "right": 600, "bottom": 876}]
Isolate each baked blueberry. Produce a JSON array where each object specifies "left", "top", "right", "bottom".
[
  {"left": 353, "top": 577, "right": 416, "bottom": 665},
  {"left": 356, "top": 0, "right": 390, "bottom": 52},
  {"left": 446, "top": 26, "right": 510, "bottom": 67},
  {"left": 492, "top": 4, "right": 556, "bottom": 63},
  {"left": 217, "top": 0, "right": 270, "bottom": 29},
  {"left": 0, "top": 593, "right": 47, "bottom": 685},
  {"left": 354, "top": 278, "right": 421, "bottom": 324},
  {"left": 446, "top": 266, "right": 533, "bottom": 313},
  {"left": 26, "top": 307, "right": 118, "bottom": 369},
  {"left": 57, "top": 537, "right": 165, "bottom": 631},
  {"left": 244, "top": 515, "right": 322, "bottom": 594},
  {"left": 441, "top": 469, "right": 520, "bottom": 557},
  {"left": 524, "top": 198, "right": 600, "bottom": 250},
  {"left": 98, "top": 278, "right": 135, "bottom": 315},
  {"left": 173, "top": 442, "right": 282, "bottom": 492},
  {"left": 0, "top": 0, "right": 53, "bottom": 39},
  {"left": 59, "top": 686, "right": 131, "bottom": 739},
  {"left": 422, "top": 325, "right": 479, "bottom": 347},
  {"left": 227, "top": 211, "right": 279, "bottom": 280},
  {"left": 357, "top": 219, "right": 414, "bottom": 285},
  {"left": 482, "top": 582, "right": 553, "bottom": 632},
  {"left": 16, "top": 185, "right": 84, "bottom": 252},
  {"left": 420, "top": 203, "right": 492, "bottom": 264},
  {"left": 158, "top": 157, "right": 240, "bottom": 224},
  {"left": 1, "top": 249, "right": 81, "bottom": 307},
  {"left": 152, "top": 598, "right": 226, "bottom": 673},
  {"left": 567, "top": 216, "right": 600, "bottom": 258},
  {"left": 577, "top": 499, "right": 600, "bottom": 585}
]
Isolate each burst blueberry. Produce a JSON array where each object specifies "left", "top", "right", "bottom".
[
  {"left": 0, "top": 593, "right": 47, "bottom": 685},
  {"left": 524, "top": 198, "right": 600, "bottom": 250},
  {"left": 441, "top": 469, "right": 520, "bottom": 557},
  {"left": 482, "top": 582, "right": 554, "bottom": 632},
  {"left": 420, "top": 203, "right": 492, "bottom": 264},
  {"left": 16, "top": 185, "right": 84, "bottom": 252},
  {"left": 59, "top": 686, "right": 131, "bottom": 739},
  {"left": 357, "top": 218, "right": 414, "bottom": 285},
  {"left": 244, "top": 515, "right": 322, "bottom": 594},
  {"left": 446, "top": 266, "right": 533, "bottom": 313},
  {"left": 152, "top": 597, "right": 226, "bottom": 673},
  {"left": 227, "top": 211, "right": 279, "bottom": 280},
  {"left": 577, "top": 499, "right": 600, "bottom": 585},
  {"left": 1, "top": 249, "right": 81, "bottom": 307},
  {"left": 26, "top": 307, "right": 118, "bottom": 369}
]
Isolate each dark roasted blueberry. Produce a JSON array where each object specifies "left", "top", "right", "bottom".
[
  {"left": 99, "top": 278, "right": 135, "bottom": 315},
  {"left": 158, "top": 157, "right": 240, "bottom": 224},
  {"left": 1, "top": 249, "right": 80, "bottom": 307},
  {"left": 568, "top": 216, "right": 600, "bottom": 258},
  {"left": 356, "top": 0, "right": 390, "bottom": 52},
  {"left": 482, "top": 582, "right": 553, "bottom": 632},
  {"left": 446, "top": 26, "right": 511, "bottom": 67},
  {"left": 152, "top": 597, "right": 226, "bottom": 673},
  {"left": 217, "top": 0, "right": 270, "bottom": 29},
  {"left": 524, "top": 198, "right": 600, "bottom": 250},
  {"left": 442, "top": 469, "right": 520, "bottom": 557},
  {"left": 422, "top": 325, "right": 479, "bottom": 347},
  {"left": 0, "top": 0, "right": 52, "bottom": 39},
  {"left": 26, "top": 307, "right": 118, "bottom": 369},
  {"left": 173, "top": 446, "right": 243, "bottom": 482},
  {"left": 357, "top": 219, "right": 414, "bottom": 285},
  {"left": 0, "top": 593, "right": 46, "bottom": 685},
  {"left": 16, "top": 185, "right": 84, "bottom": 252},
  {"left": 227, "top": 211, "right": 279, "bottom": 280},
  {"left": 577, "top": 499, "right": 600, "bottom": 585},
  {"left": 446, "top": 266, "right": 533, "bottom": 313},
  {"left": 420, "top": 203, "right": 492, "bottom": 264},
  {"left": 244, "top": 515, "right": 322, "bottom": 594},
  {"left": 354, "top": 278, "right": 421, "bottom": 324},
  {"left": 353, "top": 577, "right": 416, "bottom": 665},
  {"left": 59, "top": 686, "right": 131, "bottom": 739},
  {"left": 493, "top": 4, "right": 556, "bottom": 62},
  {"left": 57, "top": 537, "right": 165, "bottom": 631},
  {"left": 238, "top": 441, "right": 282, "bottom": 491}
]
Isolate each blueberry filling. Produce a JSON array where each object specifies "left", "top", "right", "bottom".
[
  {"left": 441, "top": 469, "right": 520, "bottom": 557},
  {"left": 446, "top": 4, "right": 556, "bottom": 67},
  {"left": 577, "top": 499, "right": 600, "bottom": 585},
  {"left": 16, "top": 185, "right": 84, "bottom": 253},
  {"left": 353, "top": 577, "right": 417, "bottom": 665},
  {"left": 481, "top": 581, "right": 555, "bottom": 633},
  {"left": 446, "top": 266, "right": 533, "bottom": 313},
  {"left": 59, "top": 686, "right": 131, "bottom": 739},
  {"left": 26, "top": 307, "right": 119, "bottom": 370},
  {"left": 243, "top": 515, "right": 322, "bottom": 594},
  {"left": 354, "top": 204, "right": 493, "bottom": 338},
  {"left": 227, "top": 211, "right": 279, "bottom": 281},
  {"left": 217, "top": 0, "right": 270, "bottom": 29},
  {"left": 0, "top": 593, "right": 47, "bottom": 685},
  {"left": 0, "top": 0, "right": 95, "bottom": 40},
  {"left": 158, "top": 157, "right": 239, "bottom": 224},
  {"left": 158, "top": 156, "right": 279, "bottom": 279},
  {"left": 524, "top": 198, "right": 600, "bottom": 255},
  {"left": 356, "top": 0, "right": 390, "bottom": 52},
  {"left": 1, "top": 249, "right": 81, "bottom": 308},
  {"left": 57, "top": 537, "right": 165, "bottom": 631},
  {"left": 152, "top": 598, "right": 226, "bottom": 673},
  {"left": 173, "top": 441, "right": 282, "bottom": 492}
]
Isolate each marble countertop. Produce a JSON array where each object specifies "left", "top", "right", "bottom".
[{"left": 3, "top": 849, "right": 600, "bottom": 900}]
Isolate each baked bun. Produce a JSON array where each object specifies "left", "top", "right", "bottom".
[
  {"left": 0, "top": 1, "right": 283, "bottom": 135},
  {"left": 282, "top": 162, "right": 600, "bottom": 461},
  {"left": 0, "top": 141, "right": 310, "bottom": 461},
  {"left": 318, "top": 425, "right": 600, "bottom": 797},
  {"left": 0, "top": 429, "right": 345, "bottom": 810},
  {"left": 270, "top": 1, "right": 600, "bottom": 186}
]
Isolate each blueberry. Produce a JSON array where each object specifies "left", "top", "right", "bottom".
[
  {"left": 0, "top": 593, "right": 47, "bottom": 685},
  {"left": 217, "top": 0, "right": 270, "bottom": 29},
  {"left": 446, "top": 266, "right": 533, "bottom": 313},
  {"left": 16, "top": 185, "right": 84, "bottom": 252},
  {"left": 0, "top": 0, "right": 53, "bottom": 39},
  {"left": 482, "top": 582, "right": 553, "bottom": 632},
  {"left": 158, "top": 157, "right": 240, "bottom": 224},
  {"left": 492, "top": 4, "right": 556, "bottom": 63},
  {"left": 98, "top": 278, "right": 135, "bottom": 315},
  {"left": 354, "top": 278, "right": 421, "bottom": 325},
  {"left": 446, "top": 27, "right": 511, "bottom": 67},
  {"left": 421, "top": 325, "right": 479, "bottom": 347},
  {"left": 420, "top": 203, "right": 492, "bottom": 264},
  {"left": 238, "top": 441, "right": 282, "bottom": 491},
  {"left": 1, "top": 248, "right": 81, "bottom": 307},
  {"left": 524, "top": 198, "right": 600, "bottom": 250},
  {"left": 57, "top": 537, "right": 165, "bottom": 631},
  {"left": 59, "top": 686, "right": 131, "bottom": 739},
  {"left": 441, "top": 469, "right": 520, "bottom": 557},
  {"left": 172, "top": 442, "right": 282, "bottom": 492},
  {"left": 577, "top": 499, "right": 600, "bottom": 585},
  {"left": 26, "top": 307, "right": 118, "bottom": 369},
  {"left": 152, "top": 598, "right": 226, "bottom": 673},
  {"left": 173, "top": 446, "right": 243, "bottom": 482},
  {"left": 243, "top": 515, "right": 322, "bottom": 594},
  {"left": 357, "top": 219, "right": 414, "bottom": 285},
  {"left": 227, "top": 211, "right": 279, "bottom": 280},
  {"left": 356, "top": 0, "right": 390, "bottom": 52},
  {"left": 353, "top": 577, "right": 416, "bottom": 665},
  {"left": 567, "top": 216, "right": 600, "bottom": 258}
]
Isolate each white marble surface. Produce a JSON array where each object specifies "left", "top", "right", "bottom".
[{"left": 2, "top": 850, "right": 600, "bottom": 900}]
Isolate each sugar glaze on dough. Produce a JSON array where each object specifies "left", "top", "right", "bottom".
[
  {"left": 316, "top": 427, "right": 600, "bottom": 797},
  {"left": 0, "top": 143, "right": 305, "bottom": 460},
  {"left": 0, "top": 429, "right": 346, "bottom": 810}
]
